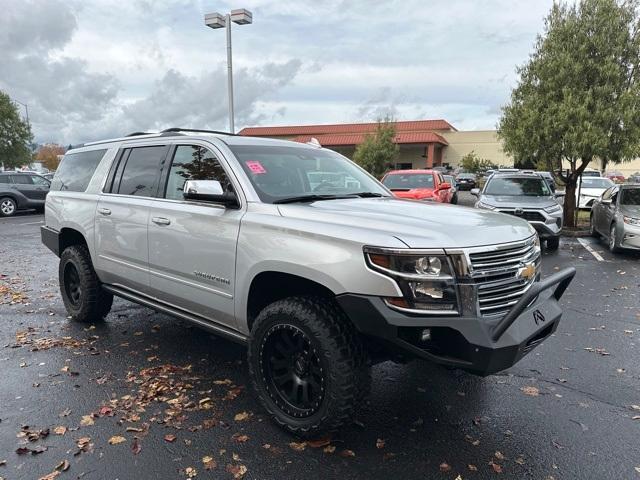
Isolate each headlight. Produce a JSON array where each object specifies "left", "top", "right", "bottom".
[
  {"left": 364, "top": 247, "right": 458, "bottom": 314},
  {"left": 623, "top": 216, "right": 640, "bottom": 226},
  {"left": 544, "top": 204, "right": 562, "bottom": 214},
  {"left": 476, "top": 201, "right": 496, "bottom": 210}
]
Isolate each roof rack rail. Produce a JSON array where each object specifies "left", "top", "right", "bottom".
[{"left": 161, "top": 127, "right": 238, "bottom": 136}]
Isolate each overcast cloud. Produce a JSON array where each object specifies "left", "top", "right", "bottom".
[{"left": 0, "top": 0, "right": 554, "bottom": 145}]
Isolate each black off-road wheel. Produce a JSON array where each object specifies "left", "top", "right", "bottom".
[
  {"left": 59, "top": 245, "right": 113, "bottom": 322},
  {"left": 546, "top": 236, "right": 560, "bottom": 251},
  {"left": 248, "top": 296, "right": 369, "bottom": 438}
]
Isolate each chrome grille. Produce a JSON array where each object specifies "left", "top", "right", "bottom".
[{"left": 468, "top": 237, "right": 540, "bottom": 317}]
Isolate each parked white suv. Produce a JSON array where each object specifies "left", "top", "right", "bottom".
[{"left": 41, "top": 128, "right": 575, "bottom": 436}]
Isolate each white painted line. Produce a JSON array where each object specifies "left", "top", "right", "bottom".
[
  {"left": 19, "top": 221, "right": 44, "bottom": 226},
  {"left": 577, "top": 238, "right": 605, "bottom": 262}
]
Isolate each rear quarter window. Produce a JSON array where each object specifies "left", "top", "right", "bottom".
[{"left": 51, "top": 149, "right": 107, "bottom": 192}]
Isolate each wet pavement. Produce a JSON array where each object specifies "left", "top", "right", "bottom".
[{"left": 1, "top": 210, "right": 639, "bottom": 480}]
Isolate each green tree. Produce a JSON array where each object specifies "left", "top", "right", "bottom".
[
  {"left": 353, "top": 119, "right": 399, "bottom": 178},
  {"left": 460, "top": 151, "right": 497, "bottom": 173},
  {"left": 498, "top": 0, "right": 640, "bottom": 227},
  {"left": 0, "top": 91, "right": 33, "bottom": 170}
]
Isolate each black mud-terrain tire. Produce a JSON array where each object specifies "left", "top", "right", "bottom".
[
  {"left": 0, "top": 197, "right": 17, "bottom": 217},
  {"left": 248, "top": 296, "right": 369, "bottom": 438},
  {"left": 59, "top": 245, "right": 113, "bottom": 322},
  {"left": 546, "top": 236, "right": 560, "bottom": 251}
]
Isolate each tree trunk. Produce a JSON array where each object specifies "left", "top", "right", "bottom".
[{"left": 563, "top": 180, "right": 577, "bottom": 228}]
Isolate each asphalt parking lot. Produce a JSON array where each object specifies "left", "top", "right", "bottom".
[{"left": 1, "top": 205, "right": 639, "bottom": 480}]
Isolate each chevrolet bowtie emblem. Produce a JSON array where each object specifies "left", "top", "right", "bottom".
[{"left": 517, "top": 262, "right": 536, "bottom": 281}]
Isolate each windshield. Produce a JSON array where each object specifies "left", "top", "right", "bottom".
[
  {"left": 620, "top": 188, "right": 640, "bottom": 205},
  {"left": 382, "top": 173, "right": 435, "bottom": 190},
  {"left": 484, "top": 177, "right": 551, "bottom": 196},
  {"left": 580, "top": 178, "right": 614, "bottom": 189},
  {"left": 457, "top": 174, "right": 475, "bottom": 179},
  {"left": 228, "top": 145, "right": 388, "bottom": 203},
  {"left": 582, "top": 171, "right": 601, "bottom": 177},
  {"left": 443, "top": 175, "right": 455, "bottom": 184}
]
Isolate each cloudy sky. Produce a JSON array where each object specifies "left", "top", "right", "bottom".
[{"left": 0, "top": 0, "right": 555, "bottom": 145}]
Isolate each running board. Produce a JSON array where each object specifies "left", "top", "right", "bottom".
[{"left": 102, "top": 285, "right": 248, "bottom": 344}]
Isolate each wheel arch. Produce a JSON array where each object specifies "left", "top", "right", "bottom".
[{"left": 245, "top": 271, "right": 336, "bottom": 332}]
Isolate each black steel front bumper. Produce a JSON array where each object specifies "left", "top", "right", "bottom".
[{"left": 337, "top": 268, "right": 576, "bottom": 376}]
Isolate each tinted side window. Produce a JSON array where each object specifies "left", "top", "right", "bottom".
[
  {"left": 163, "top": 145, "right": 232, "bottom": 201},
  {"left": 10, "top": 175, "right": 32, "bottom": 185},
  {"left": 31, "top": 175, "right": 50, "bottom": 186},
  {"left": 116, "top": 146, "right": 165, "bottom": 197},
  {"left": 0, "top": 174, "right": 10, "bottom": 184},
  {"left": 51, "top": 149, "right": 107, "bottom": 192}
]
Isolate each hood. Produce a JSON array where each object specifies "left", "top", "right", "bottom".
[
  {"left": 620, "top": 205, "right": 640, "bottom": 217},
  {"left": 480, "top": 195, "right": 557, "bottom": 209},
  {"left": 277, "top": 197, "right": 535, "bottom": 249},
  {"left": 391, "top": 188, "right": 435, "bottom": 200},
  {"left": 578, "top": 187, "right": 607, "bottom": 197}
]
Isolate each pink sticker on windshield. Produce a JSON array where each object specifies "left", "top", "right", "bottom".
[{"left": 246, "top": 160, "right": 266, "bottom": 174}]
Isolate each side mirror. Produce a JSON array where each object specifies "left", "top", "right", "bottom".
[
  {"left": 183, "top": 180, "right": 239, "bottom": 208},
  {"left": 439, "top": 182, "right": 451, "bottom": 190},
  {"left": 470, "top": 188, "right": 480, "bottom": 196}
]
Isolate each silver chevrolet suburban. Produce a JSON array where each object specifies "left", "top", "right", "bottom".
[{"left": 41, "top": 128, "right": 575, "bottom": 437}]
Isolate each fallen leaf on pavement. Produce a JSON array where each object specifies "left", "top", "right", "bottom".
[
  {"left": 490, "top": 461, "right": 503, "bottom": 473},
  {"left": 440, "top": 462, "right": 452, "bottom": 472},
  {"left": 202, "top": 456, "right": 216, "bottom": 470},
  {"left": 288, "top": 441, "right": 306, "bottom": 451},
  {"left": 468, "top": 464, "right": 478, "bottom": 471},
  {"left": 53, "top": 426, "right": 67, "bottom": 436},
  {"left": 226, "top": 464, "right": 247, "bottom": 479},
  {"left": 323, "top": 445, "right": 336, "bottom": 454},
  {"left": 307, "top": 436, "right": 331, "bottom": 448},
  {"left": 233, "top": 412, "right": 250, "bottom": 422},
  {"left": 340, "top": 449, "right": 356, "bottom": 458},
  {"left": 108, "top": 435, "right": 126, "bottom": 445},
  {"left": 376, "top": 438, "right": 385, "bottom": 449},
  {"left": 80, "top": 415, "right": 94, "bottom": 426},
  {"left": 164, "top": 434, "right": 177, "bottom": 443},
  {"left": 495, "top": 451, "right": 505, "bottom": 461},
  {"left": 185, "top": 466, "right": 197, "bottom": 478},
  {"left": 131, "top": 437, "right": 142, "bottom": 455},
  {"left": 231, "top": 434, "right": 249, "bottom": 443},
  {"left": 521, "top": 386, "right": 540, "bottom": 396}
]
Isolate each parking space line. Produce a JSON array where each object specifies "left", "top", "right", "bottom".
[{"left": 577, "top": 238, "right": 605, "bottom": 262}]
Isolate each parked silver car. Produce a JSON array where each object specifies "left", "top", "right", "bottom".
[
  {"left": 471, "top": 172, "right": 563, "bottom": 250},
  {"left": 590, "top": 184, "right": 640, "bottom": 252},
  {"left": 40, "top": 128, "right": 575, "bottom": 436}
]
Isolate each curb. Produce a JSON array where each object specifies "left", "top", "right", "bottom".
[{"left": 561, "top": 229, "right": 591, "bottom": 238}]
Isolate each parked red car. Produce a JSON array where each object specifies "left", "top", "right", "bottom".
[
  {"left": 605, "top": 171, "right": 625, "bottom": 183},
  {"left": 381, "top": 169, "right": 453, "bottom": 203}
]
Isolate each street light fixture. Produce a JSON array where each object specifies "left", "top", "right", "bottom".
[
  {"left": 205, "top": 8, "right": 253, "bottom": 134},
  {"left": 14, "top": 99, "right": 30, "bottom": 129}
]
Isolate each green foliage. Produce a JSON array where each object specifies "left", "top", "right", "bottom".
[
  {"left": 0, "top": 90, "right": 32, "bottom": 169},
  {"left": 460, "top": 151, "right": 497, "bottom": 173},
  {"left": 353, "top": 119, "right": 399, "bottom": 178},
  {"left": 498, "top": 0, "right": 640, "bottom": 226}
]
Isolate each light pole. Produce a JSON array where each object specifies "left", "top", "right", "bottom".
[
  {"left": 204, "top": 8, "right": 253, "bottom": 134},
  {"left": 14, "top": 99, "right": 30, "bottom": 129}
]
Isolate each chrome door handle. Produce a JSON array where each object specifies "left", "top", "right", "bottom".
[
  {"left": 97, "top": 207, "right": 111, "bottom": 216},
  {"left": 152, "top": 217, "right": 171, "bottom": 225}
]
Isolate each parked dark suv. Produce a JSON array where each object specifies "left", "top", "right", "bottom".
[{"left": 0, "top": 172, "right": 51, "bottom": 216}]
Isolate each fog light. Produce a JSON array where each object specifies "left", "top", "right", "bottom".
[{"left": 421, "top": 329, "right": 431, "bottom": 342}]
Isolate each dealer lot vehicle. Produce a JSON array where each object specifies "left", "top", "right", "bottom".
[
  {"left": 471, "top": 172, "right": 563, "bottom": 251},
  {"left": 0, "top": 171, "right": 50, "bottom": 216},
  {"left": 576, "top": 177, "right": 615, "bottom": 209},
  {"left": 455, "top": 173, "right": 477, "bottom": 191},
  {"left": 41, "top": 129, "right": 575, "bottom": 436},
  {"left": 590, "top": 184, "right": 640, "bottom": 252},
  {"left": 443, "top": 174, "right": 458, "bottom": 204},
  {"left": 381, "top": 169, "right": 453, "bottom": 203}
]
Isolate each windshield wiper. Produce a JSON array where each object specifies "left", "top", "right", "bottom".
[
  {"left": 352, "top": 192, "right": 386, "bottom": 197},
  {"left": 273, "top": 194, "right": 358, "bottom": 204}
]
